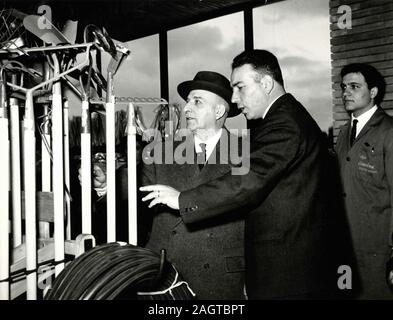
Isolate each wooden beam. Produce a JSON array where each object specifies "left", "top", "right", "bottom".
[
  {"left": 330, "top": 3, "right": 393, "bottom": 23},
  {"left": 244, "top": 8, "right": 254, "bottom": 51},
  {"left": 330, "top": 10, "right": 393, "bottom": 31},
  {"left": 331, "top": 27, "right": 393, "bottom": 46},
  {"left": 122, "top": 0, "right": 285, "bottom": 41},
  {"left": 330, "top": 19, "right": 393, "bottom": 38},
  {"left": 159, "top": 31, "right": 169, "bottom": 101},
  {"left": 331, "top": 52, "right": 393, "bottom": 68},
  {"left": 330, "top": 0, "right": 391, "bottom": 11},
  {"left": 331, "top": 36, "right": 393, "bottom": 54}
]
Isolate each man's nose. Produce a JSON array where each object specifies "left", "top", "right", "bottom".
[
  {"left": 184, "top": 102, "right": 191, "bottom": 113},
  {"left": 231, "top": 91, "right": 239, "bottom": 104},
  {"left": 342, "top": 88, "right": 350, "bottom": 97}
]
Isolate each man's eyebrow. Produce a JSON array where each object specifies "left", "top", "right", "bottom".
[
  {"left": 231, "top": 81, "right": 242, "bottom": 87},
  {"left": 342, "top": 81, "right": 362, "bottom": 85},
  {"left": 187, "top": 95, "right": 204, "bottom": 101}
]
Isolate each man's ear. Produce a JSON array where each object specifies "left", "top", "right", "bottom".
[
  {"left": 215, "top": 104, "right": 226, "bottom": 120},
  {"left": 261, "top": 75, "right": 274, "bottom": 94},
  {"left": 370, "top": 87, "right": 378, "bottom": 100}
]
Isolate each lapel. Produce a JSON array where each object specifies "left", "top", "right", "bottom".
[
  {"left": 206, "top": 128, "right": 227, "bottom": 164},
  {"left": 353, "top": 107, "right": 385, "bottom": 143},
  {"left": 263, "top": 93, "right": 291, "bottom": 120},
  {"left": 201, "top": 128, "right": 232, "bottom": 179},
  {"left": 340, "top": 122, "right": 351, "bottom": 153},
  {"left": 171, "top": 134, "right": 200, "bottom": 183},
  {"left": 340, "top": 107, "right": 386, "bottom": 155},
  {"left": 166, "top": 130, "right": 233, "bottom": 229},
  {"left": 171, "top": 129, "right": 233, "bottom": 179},
  {"left": 246, "top": 93, "right": 292, "bottom": 135}
]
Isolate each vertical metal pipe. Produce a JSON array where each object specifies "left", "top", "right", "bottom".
[
  {"left": 51, "top": 54, "right": 65, "bottom": 276},
  {"left": 24, "top": 90, "right": 37, "bottom": 300},
  {"left": 167, "top": 105, "right": 173, "bottom": 139},
  {"left": 96, "top": 49, "right": 102, "bottom": 98},
  {"left": 106, "top": 72, "right": 116, "bottom": 242},
  {"left": 127, "top": 103, "right": 137, "bottom": 245},
  {"left": 9, "top": 74, "right": 22, "bottom": 247},
  {"left": 41, "top": 104, "right": 51, "bottom": 191},
  {"left": 4, "top": 48, "right": 92, "bottom": 285},
  {"left": 81, "top": 99, "right": 91, "bottom": 234},
  {"left": 63, "top": 99, "right": 71, "bottom": 240},
  {"left": 39, "top": 103, "right": 52, "bottom": 240},
  {"left": 0, "top": 74, "right": 10, "bottom": 299}
]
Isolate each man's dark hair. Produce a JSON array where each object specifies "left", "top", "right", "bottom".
[
  {"left": 232, "top": 50, "right": 284, "bottom": 87},
  {"left": 341, "top": 63, "right": 386, "bottom": 105}
]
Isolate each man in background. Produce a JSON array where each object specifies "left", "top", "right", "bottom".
[{"left": 336, "top": 63, "right": 393, "bottom": 299}]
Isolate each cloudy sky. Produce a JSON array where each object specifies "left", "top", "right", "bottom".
[{"left": 96, "top": 0, "right": 332, "bottom": 133}]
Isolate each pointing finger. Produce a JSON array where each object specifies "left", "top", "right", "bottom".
[
  {"left": 142, "top": 191, "right": 158, "bottom": 202},
  {"left": 140, "top": 185, "right": 163, "bottom": 192},
  {"left": 148, "top": 197, "right": 161, "bottom": 208}
]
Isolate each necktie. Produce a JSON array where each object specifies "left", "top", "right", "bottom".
[
  {"left": 196, "top": 143, "right": 206, "bottom": 170},
  {"left": 350, "top": 119, "right": 358, "bottom": 147}
]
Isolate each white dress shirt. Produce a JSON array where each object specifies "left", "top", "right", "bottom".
[
  {"left": 194, "top": 128, "right": 222, "bottom": 162},
  {"left": 351, "top": 105, "right": 378, "bottom": 137}
]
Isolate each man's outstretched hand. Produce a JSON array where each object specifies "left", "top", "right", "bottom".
[{"left": 140, "top": 185, "right": 180, "bottom": 210}]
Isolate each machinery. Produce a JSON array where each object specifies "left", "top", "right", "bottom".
[{"left": 0, "top": 7, "right": 185, "bottom": 300}]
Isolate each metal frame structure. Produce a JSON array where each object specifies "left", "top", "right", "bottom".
[{"left": 0, "top": 35, "right": 162, "bottom": 299}]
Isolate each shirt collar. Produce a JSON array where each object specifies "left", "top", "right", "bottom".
[
  {"left": 351, "top": 105, "right": 378, "bottom": 137},
  {"left": 194, "top": 128, "right": 222, "bottom": 160},
  {"left": 262, "top": 94, "right": 284, "bottom": 119}
]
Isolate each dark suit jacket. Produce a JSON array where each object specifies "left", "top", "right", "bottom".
[
  {"left": 179, "top": 93, "right": 343, "bottom": 299},
  {"left": 141, "top": 129, "right": 245, "bottom": 300},
  {"left": 336, "top": 107, "right": 393, "bottom": 299}
]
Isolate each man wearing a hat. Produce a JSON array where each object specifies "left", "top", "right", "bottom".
[
  {"left": 142, "top": 50, "right": 350, "bottom": 299},
  {"left": 141, "top": 71, "right": 245, "bottom": 299}
]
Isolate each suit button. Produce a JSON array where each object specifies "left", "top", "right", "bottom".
[
  {"left": 343, "top": 192, "right": 346, "bottom": 197},
  {"left": 346, "top": 157, "right": 350, "bottom": 161},
  {"left": 203, "top": 263, "right": 210, "bottom": 269},
  {"left": 172, "top": 230, "right": 177, "bottom": 235}
]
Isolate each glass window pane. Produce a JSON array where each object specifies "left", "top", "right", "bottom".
[
  {"left": 114, "top": 35, "right": 161, "bottom": 129},
  {"left": 254, "top": 0, "right": 331, "bottom": 132},
  {"left": 168, "top": 13, "right": 246, "bottom": 131}
]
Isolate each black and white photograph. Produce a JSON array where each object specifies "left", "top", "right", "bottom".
[{"left": 0, "top": 0, "right": 392, "bottom": 309}]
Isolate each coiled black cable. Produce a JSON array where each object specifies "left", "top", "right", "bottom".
[{"left": 45, "top": 243, "right": 195, "bottom": 300}]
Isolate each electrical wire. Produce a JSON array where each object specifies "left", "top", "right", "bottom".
[
  {"left": 36, "top": 110, "right": 73, "bottom": 201},
  {"left": 44, "top": 243, "right": 196, "bottom": 300}
]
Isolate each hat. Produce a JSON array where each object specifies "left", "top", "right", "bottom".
[{"left": 177, "top": 71, "right": 241, "bottom": 118}]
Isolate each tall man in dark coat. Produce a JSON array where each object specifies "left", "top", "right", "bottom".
[
  {"left": 141, "top": 50, "right": 344, "bottom": 299},
  {"left": 336, "top": 63, "right": 393, "bottom": 299},
  {"left": 141, "top": 71, "right": 246, "bottom": 299}
]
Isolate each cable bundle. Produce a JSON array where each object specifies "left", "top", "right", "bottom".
[
  {"left": 137, "top": 264, "right": 196, "bottom": 300},
  {"left": 44, "top": 242, "right": 195, "bottom": 300}
]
